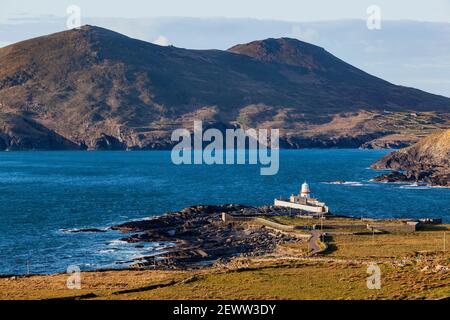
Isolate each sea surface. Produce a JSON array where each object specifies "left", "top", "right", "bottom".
[{"left": 0, "top": 150, "right": 449, "bottom": 275}]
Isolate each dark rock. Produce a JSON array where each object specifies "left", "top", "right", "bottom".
[
  {"left": 111, "top": 204, "right": 300, "bottom": 269},
  {"left": 372, "top": 171, "right": 413, "bottom": 183},
  {"left": 93, "top": 134, "right": 126, "bottom": 150}
]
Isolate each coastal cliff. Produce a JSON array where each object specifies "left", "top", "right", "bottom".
[{"left": 371, "top": 129, "right": 450, "bottom": 186}]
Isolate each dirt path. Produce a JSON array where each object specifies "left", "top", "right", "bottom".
[{"left": 309, "top": 230, "right": 326, "bottom": 254}]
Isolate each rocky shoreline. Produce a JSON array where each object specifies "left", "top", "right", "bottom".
[
  {"left": 0, "top": 132, "right": 419, "bottom": 151},
  {"left": 372, "top": 170, "right": 450, "bottom": 187},
  {"left": 109, "top": 204, "right": 302, "bottom": 269}
]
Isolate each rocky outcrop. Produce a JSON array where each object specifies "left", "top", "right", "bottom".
[
  {"left": 93, "top": 134, "right": 126, "bottom": 151},
  {"left": 280, "top": 132, "right": 389, "bottom": 149},
  {"left": 371, "top": 129, "right": 450, "bottom": 186},
  {"left": 111, "top": 204, "right": 301, "bottom": 269},
  {"left": 361, "top": 140, "right": 412, "bottom": 150}
]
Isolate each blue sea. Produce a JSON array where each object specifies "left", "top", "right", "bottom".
[{"left": 0, "top": 150, "right": 449, "bottom": 275}]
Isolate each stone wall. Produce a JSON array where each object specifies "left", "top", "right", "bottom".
[
  {"left": 368, "top": 223, "right": 417, "bottom": 233},
  {"left": 274, "top": 199, "right": 328, "bottom": 214}
]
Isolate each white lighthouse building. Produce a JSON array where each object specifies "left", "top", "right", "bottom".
[
  {"left": 300, "top": 182, "right": 311, "bottom": 198},
  {"left": 274, "top": 181, "right": 329, "bottom": 214}
]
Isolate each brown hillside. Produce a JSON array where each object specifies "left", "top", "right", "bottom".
[
  {"left": 372, "top": 129, "right": 450, "bottom": 171},
  {"left": 0, "top": 26, "right": 449, "bottom": 150}
]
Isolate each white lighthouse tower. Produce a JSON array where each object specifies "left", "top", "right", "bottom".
[
  {"left": 300, "top": 182, "right": 311, "bottom": 198},
  {"left": 274, "top": 180, "right": 329, "bottom": 214}
]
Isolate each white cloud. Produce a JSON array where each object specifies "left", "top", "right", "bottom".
[
  {"left": 291, "top": 25, "right": 319, "bottom": 43},
  {"left": 153, "top": 35, "right": 169, "bottom": 46}
]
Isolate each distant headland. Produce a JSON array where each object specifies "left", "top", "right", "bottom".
[{"left": 372, "top": 129, "right": 450, "bottom": 187}]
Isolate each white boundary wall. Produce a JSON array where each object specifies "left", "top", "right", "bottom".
[{"left": 274, "top": 199, "right": 327, "bottom": 213}]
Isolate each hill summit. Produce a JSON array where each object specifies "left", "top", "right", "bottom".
[{"left": 229, "top": 37, "right": 348, "bottom": 71}]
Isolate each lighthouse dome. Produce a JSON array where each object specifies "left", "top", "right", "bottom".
[{"left": 300, "top": 182, "right": 311, "bottom": 198}]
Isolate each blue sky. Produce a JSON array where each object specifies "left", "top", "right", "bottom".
[{"left": 1, "top": 0, "right": 450, "bottom": 22}]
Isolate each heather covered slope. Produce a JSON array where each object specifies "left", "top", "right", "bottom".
[{"left": 0, "top": 26, "right": 449, "bottom": 150}]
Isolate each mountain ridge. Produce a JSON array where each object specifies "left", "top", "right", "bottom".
[{"left": 0, "top": 25, "right": 449, "bottom": 150}]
